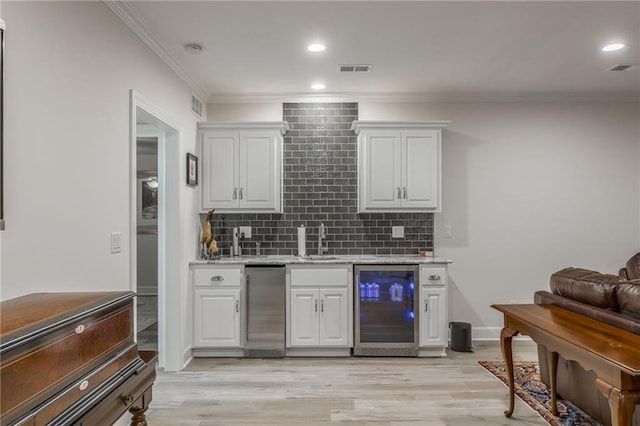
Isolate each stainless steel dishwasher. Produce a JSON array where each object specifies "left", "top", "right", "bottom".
[{"left": 244, "top": 265, "right": 286, "bottom": 357}]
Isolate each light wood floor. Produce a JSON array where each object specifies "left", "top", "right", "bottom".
[{"left": 117, "top": 342, "right": 547, "bottom": 426}]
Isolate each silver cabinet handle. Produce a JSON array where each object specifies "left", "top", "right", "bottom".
[
  {"left": 239, "top": 187, "right": 244, "bottom": 199},
  {"left": 233, "top": 187, "right": 238, "bottom": 199},
  {"left": 236, "top": 300, "right": 240, "bottom": 312},
  {"left": 428, "top": 275, "right": 441, "bottom": 281},
  {"left": 210, "top": 276, "right": 224, "bottom": 282},
  {"left": 315, "top": 299, "right": 318, "bottom": 312},
  {"left": 397, "top": 187, "right": 402, "bottom": 199},
  {"left": 321, "top": 299, "right": 324, "bottom": 313},
  {"left": 403, "top": 187, "right": 407, "bottom": 199},
  {"left": 425, "top": 300, "right": 429, "bottom": 312},
  {"left": 75, "top": 325, "right": 85, "bottom": 335}
]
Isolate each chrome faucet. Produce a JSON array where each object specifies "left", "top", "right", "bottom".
[{"left": 318, "top": 222, "right": 329, "bottom": 256}]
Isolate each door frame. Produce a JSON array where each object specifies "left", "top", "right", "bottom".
[{"left": 129, "top": 90, "right": 182, "bottom": 370}]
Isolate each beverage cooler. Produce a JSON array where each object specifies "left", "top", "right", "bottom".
[{"left": 354, "top": 265, "right": 419, "bottom": 356}]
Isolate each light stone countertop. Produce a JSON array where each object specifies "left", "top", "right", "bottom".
[{"left": 189, "top": 254, "right": 451, "bottom": 266}]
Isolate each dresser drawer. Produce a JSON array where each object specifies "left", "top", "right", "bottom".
[
  {"left": 1, "top": 300, "right": 134, "bottom": 424},
  {"left": 72, "top": 351, "right": 157, "bottom": 426},
  {"left": 193, "top": 267, "right": 243, "bottom": 287},
  {"left": 32, "top": 345, "right": 139, "bottom": 426}
]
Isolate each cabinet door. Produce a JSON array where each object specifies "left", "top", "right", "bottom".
[
  {"left": 362, "top": 130, "right": 402, "bottom": 210},
  {"left": 318, "top": 288, "right": 349, "bottom": 346},
  {"left": 419, "top": 286, "right": 446, "bottom": 347},
  {"left": 289, "top": 289, "right": 319, "bottom": 346},
  {"left": 239, "top": 131, "right": 279, "bottom": 211},
  {"left": 193, "top": 288, "right": 241, "bottom": 347},
  {"left": 403, "top": 130, "right": 440, "bottom": 209},
  {"left": 202, "top": 131, "right": 238, "bottom": 209}
]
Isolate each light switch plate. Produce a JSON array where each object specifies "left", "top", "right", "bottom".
[
  {"left": 392, "top": 226, "right": 404, "bottom": 238},
  {"left": 444, "top": 225, "right": 453, "bottom": 238},
  {"left": 239, "top": 226, "right": 252, "bottom": 238},
  {"left": 110, "top": 232, "right": 122, "bottom": 254}
]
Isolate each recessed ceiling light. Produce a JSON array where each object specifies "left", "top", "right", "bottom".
[
  {"left": 307, "top": 43, "right": 326, "bottom": 53},
  {"left": 311, "top": 82, "right": 326, "bottom": 90},
  {"left": 185, "top": 43, "right": 203, "bottom": 55},
  {"left": 602, "top": 43, "right": 625, "bottom": 52}
]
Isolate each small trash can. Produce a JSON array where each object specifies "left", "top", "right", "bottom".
[{"left": 449, "top": 322, "right": 473, "bottom": 352}]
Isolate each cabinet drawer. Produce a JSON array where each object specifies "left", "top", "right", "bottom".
[
  {"left": 290, "top": 268, "right": 348, "bottom": 287},
  {"left": 193, "top": 268, "right": 242, "bottom": 287},
  {"left": 421, "top": 268, "right": 447, "bottom": 286}
]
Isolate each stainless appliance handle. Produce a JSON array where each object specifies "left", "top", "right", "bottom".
[{"left": 210, "top": 276, "right": 224, "bottom": 282}]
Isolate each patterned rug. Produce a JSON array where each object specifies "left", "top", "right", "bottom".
[{"left": 479, "top": 361, "right": 601, "bottom": 426}]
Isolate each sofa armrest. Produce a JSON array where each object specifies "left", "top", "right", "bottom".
[{"left": 534, "top": 290, "right": 640, "bottom": 334}]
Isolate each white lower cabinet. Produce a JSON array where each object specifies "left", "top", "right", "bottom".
[
  {"left": 193, "top": 288, "right": 241, "bottom": 347},
  {"left": 287, "top": 265, "right": 353, "bottom": 355},
  {"left": 290, "top": 288, "right": 349, "bottom": 346},
  {"left": 418, "top": 266, "right": 448, "bottom": 357},
  {"left": 191, "top": 265, "right": 244, "bottom": 355}
]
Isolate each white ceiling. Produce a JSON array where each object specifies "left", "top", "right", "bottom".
[{"left": 111, "top": 1, "right": 640, "bottom": 102}]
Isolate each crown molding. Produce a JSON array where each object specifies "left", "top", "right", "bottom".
[
  {"left": 208, "top": 91, "right": 640, "bottom": 104},
  {"left": 104, "top": 1, "right": 210, "bottom": 100}
]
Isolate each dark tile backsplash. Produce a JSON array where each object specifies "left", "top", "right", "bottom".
[{"left": 208, "top": 103, "right": 433, "bottom": 256}]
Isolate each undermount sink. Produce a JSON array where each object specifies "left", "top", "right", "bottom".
[{"left": 302, "top": 255, "right": 338, "bottom": 260}]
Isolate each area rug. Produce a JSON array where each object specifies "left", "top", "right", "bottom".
[{"left": 479, "top": 360, "right": 601, "bottom": 426}]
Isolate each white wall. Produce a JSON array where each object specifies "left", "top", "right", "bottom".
[
  {"left": 1, "top": 2, "right": 201, "bottom": 366},
  {"left": 207, "top": 102, "right": 281, "bottom": 121},
  {"left": 210, "top": 99, "right": 640, "bottom": 338},
  {"left": 361, "top": 100, "right": 640, "bottom": 337}
]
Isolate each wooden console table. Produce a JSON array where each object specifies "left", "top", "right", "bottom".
[{"left": 492, "top": 303, "right": 640, "bottom": 426}]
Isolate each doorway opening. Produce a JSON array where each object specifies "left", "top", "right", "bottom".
[
  {"left": 130, "top": 90, "right": 181, "bottom": 371},
  {"left": 136, "top": 128, "right": 159, "bottom": 351}
]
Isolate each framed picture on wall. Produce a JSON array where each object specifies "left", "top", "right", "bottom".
[{"left": 186, "top": 153, "right": 198, "bottom": 187}]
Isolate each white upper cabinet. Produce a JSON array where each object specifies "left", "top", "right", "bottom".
[
  {"left": 199, "top": 122, "right": 289, "bottom": 213},
  {"left": 352, "top": 121, "right": 449, "bottom": 213}
]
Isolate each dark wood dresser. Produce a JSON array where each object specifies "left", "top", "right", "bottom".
[{"left": 0, "top": 292, "right": 157, "bottom": 426}]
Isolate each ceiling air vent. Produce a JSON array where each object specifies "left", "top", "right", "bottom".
[
  {"left": 338, "top": 64, "right": 373, "bottom": 73},
  {"left": 610, "top": 64, "right": 634, "bottom": 71}
]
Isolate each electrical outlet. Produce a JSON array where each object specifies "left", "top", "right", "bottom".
[
  {"left": 392, "top": 226, "right": 404, "bottom": 238},
  {"left": 239, "top": 226, "right": 252, "bottom": 238},
  {"left": 110, "top": 232, "right": 122, "bottom": 254},
  {"left": 444, "top": 225, "right": 453, "bottom": 238}
]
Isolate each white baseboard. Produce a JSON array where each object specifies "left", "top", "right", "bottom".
[
  {"left": 136, "top": 285, "right": 158, "bottom": 296},
  {"left": 465, "top": 326, "right": 532, "bottom": 342},
  {"left": 182, "top": 347, "right": 192, "bottom": 369}
]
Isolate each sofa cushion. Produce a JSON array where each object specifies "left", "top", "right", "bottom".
[
  {"left": 550, "top": 267, "right": 620, "bottom": 311},
  {"left": 617, "top": 280, "right": 640, "bottom": 321}
]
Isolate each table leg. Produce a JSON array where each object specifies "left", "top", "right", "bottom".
[
  {"left": 596, "top": 379, "right": 640, "bottom": 426},
  {"left": 129, "top": 404, "right": 148, "bottom": 426},
  {"left": 548, "top": 351, "right": 559, "bottom": 416},
  {"left": 500, "top": 326, "right": 519, "bottom": 418}
]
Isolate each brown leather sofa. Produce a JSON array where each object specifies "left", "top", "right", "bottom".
[{"left": 534, "top": 253, "right": 640, "bottom": 426}]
